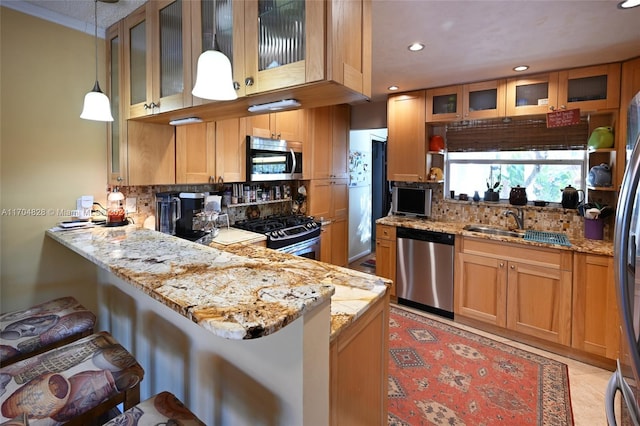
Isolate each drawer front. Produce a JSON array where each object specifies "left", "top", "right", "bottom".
[{"left": 376, "top": 224, "right": 396, "bottom": 240}]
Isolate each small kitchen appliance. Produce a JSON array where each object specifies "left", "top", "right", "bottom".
[
  {"left": 176, "top": 192, "right": 206, "bottom": 241},
  {"left": 246, "top": 136, "right": 303, "bottom": 181},
  {"left": 155, "top": 192, "right": 181, "bottom": 235},
  {"left": 391, "top": 186, "right": 432, "bottom": 217}
]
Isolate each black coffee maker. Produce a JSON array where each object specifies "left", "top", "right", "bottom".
[{"left": 175, "top": 192, "right": 206, "bottom": 241}]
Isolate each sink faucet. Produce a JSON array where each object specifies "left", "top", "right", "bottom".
[{"left": 504, "top": 208, "right": 525, "bottom": 230}]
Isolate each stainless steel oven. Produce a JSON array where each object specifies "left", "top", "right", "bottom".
[
  {"left": 246, "top": 136, "right": 303, "bottom": 181},
  {"left": 233, "top": 215, "right": 321, "bottom": 260},
  {"left": 276, "top": 236, "right": 320, "bottom": 260}
]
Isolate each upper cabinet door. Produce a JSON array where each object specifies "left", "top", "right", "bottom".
[
  {"left": 506, "top": 72, "right": 559, "bottom": 116},
  {"left": 124, "top": 5, "right": 152, "bottom": 118},
  {"left": 425, "top": 85, "right": 463, "bottom": 122},
  {"left": 463, "top": 79, "right": 506, "bottom": 119},
  {"left": 106, "top": 21, "right": 127, "bottom": 186},
  {"left": 557, "top": 63, "right": 621, "bottom": 112},
  {"left": 388, "top": 91, "right": 427, "bottom": 182},
  {"left": 124, "top": 1, "right": 192, "bottom": 118},
  {"left": 191, "top": 0, "right": 245, "bottom": 103},
  {"left": 243, "top": 0, "right": 324, "bottom": 95},
  {"left": 150, "top": 0, "right": 192, "bottom": 113}
]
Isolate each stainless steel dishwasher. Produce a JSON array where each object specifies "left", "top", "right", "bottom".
[{"left": 396, "top": 227, "right": 455, "bottom": 318}]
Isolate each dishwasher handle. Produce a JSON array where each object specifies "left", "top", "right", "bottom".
[{"left": 397, "top": 227, "right": 455, "bottom": 245}]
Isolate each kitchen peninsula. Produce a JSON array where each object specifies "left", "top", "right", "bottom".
[{"left": 46, "top": 225, "right": 390, "bottom": 425}]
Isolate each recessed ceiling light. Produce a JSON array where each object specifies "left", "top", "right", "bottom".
[
  {"left": 513, "top": 65, "right": 529, "bottom": 72},
  {"left": 618, "top": 0, "right": 640, "bottom": 8},
  {"left": 388, "top": 85, "right": 399, "bottom": 91},
  {"left": 408, "top": 43, "right": 425, "bottom": 52}
]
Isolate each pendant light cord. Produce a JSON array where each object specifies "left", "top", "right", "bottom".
[{"left": 93, "top": 0, "right": 98, "bottom": 81}]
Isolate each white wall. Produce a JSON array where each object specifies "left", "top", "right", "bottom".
[{"left": 1, "top": 7, "right": 108, "bottom": 314}]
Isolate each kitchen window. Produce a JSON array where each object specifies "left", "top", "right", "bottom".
[
  {"left": 444, "top": 117, "right": 589, "bottom": 203},
  {"left": 447, "top": 150, "right": 586, "bottom": 203}
]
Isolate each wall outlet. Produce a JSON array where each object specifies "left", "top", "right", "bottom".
[{"left": 125, "top": 197, "right": 137, "bottom": 214}]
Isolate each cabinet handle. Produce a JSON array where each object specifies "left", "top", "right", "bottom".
[
  {"left": 560, "top": 105, "right": 566, "bottom": 110},
  {"left": 233, "top": 81, "right": 240, "bottom": 90},
  {"left": 510, "top": 264, "right": 516, "bottom": 270},
  {"left": 245, "top": 77, "right": 254, "bottom": 87},
  {"left": 549, "top": 105, "right": 556, "bottom": 111},
  {"left": 144, "top": 103, "right": 151, "bottom": 110},
  {"left": 499, "top": 262, "right": 504, "bottom": 268},
  {"left": 116, "top": 176, "right": 123, "bottom": 182}
]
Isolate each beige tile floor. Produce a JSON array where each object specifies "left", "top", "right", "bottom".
[{"left": 348, "top": 254, "right": 620, "bottom": 425}]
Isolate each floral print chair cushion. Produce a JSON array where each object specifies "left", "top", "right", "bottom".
[
  {"left": 103, "top": 392, "right": 205, "bottom": 426},
  {"left": 0, "top": 297, "right": 96, "bottom": 366},
  {"left": 0, "top": 331, "right": 143, "bottom": 425}
]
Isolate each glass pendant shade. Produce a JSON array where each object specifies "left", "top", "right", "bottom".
[
  {"left": 81, "top": 81, "right": 114, "bottom": 121},
  {"left": 192, "top": 50, "right": 237, "bottom": 101}
]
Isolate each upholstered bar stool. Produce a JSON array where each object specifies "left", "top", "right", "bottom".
[
  {"left": 0, "top": 297, "right": 96, "bottom": 367},
  {"left": 0, "top": 331, "right": 144, "bottom": 425},
  {"left": 102, "top": 391, "right": 205, "bottom": 426}
]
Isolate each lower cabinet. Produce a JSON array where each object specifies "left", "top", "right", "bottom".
[
  {"left": 572, "top": 253, "right": 619, "bottom": 360},
  {"left": 455, "top": 237, "right": 573, "bottom": 346},
  {"left": 375, "top": 224, "right": 396, "bottom": 297},
  {"left": 310, "top": 179, "right": 349, "bottom": 267},
  {"left": 330, "top": 292, "right": 389, "bottom": 426}
]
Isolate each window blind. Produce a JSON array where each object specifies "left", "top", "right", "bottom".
[{"left": 445, "top": 116, "right": 589, "bottom": 152}]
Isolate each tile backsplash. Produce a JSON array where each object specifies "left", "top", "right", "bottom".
[{"left": 426, "top": 183, "right": 611, "bottom": 241}]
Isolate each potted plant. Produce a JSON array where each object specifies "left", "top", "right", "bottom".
[{"left": 484, "top": 175, "right": 501, "bottom": 202}]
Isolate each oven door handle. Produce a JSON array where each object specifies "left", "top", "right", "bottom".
[{"left": 290, "top": 148, "right": 296, "bottom": 176}]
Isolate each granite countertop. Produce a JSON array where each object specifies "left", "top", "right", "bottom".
[
  {"left": 377, "top": 216, "right": 614, "bottom": 256},
  {"left": 46, "top": 225, "right": 389, "bottom": 341}
]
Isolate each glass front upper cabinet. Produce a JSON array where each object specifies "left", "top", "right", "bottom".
[
  {"left": 558, "top": 63, "right": 621, "bottom": 111},
  {"left": 506, "top": 72, "right": 559, "bottom": 116},
  {"left": 106, "top": 22, "right": 127, "bottom": 185}
]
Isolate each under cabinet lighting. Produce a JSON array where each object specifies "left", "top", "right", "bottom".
[
  {"left": 248, "top": 99, "right": 301, "bottom": 113},
  {"left": 169, "top": 117, "right": 203, "bottom": 126}
]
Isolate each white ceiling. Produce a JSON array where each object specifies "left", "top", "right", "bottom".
[{"left": 6, "top": 0, "right": 640, "bottom": 102}]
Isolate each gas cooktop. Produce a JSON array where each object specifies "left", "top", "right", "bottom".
[{"left": 233, "top": 214, "right": 320, "bottom": 249}]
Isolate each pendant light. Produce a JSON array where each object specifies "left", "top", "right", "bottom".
[
  {"left": 80, "top": 0, "right": 114, "bottom": 121},
  {"left": 192, "top": 2, "right": 237, "bottom": 102}
]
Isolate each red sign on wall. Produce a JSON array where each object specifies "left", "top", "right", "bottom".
[{"left": 546, "top": 108, "right": 581, "bottom": 128}]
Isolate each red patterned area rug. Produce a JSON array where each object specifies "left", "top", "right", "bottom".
[{"left": 388, "top": 306, "right": 574, "bottom": 425}]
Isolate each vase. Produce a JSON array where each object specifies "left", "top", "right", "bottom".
[{"left": 484, "top": 190, "right": 499, "bottom": 202}]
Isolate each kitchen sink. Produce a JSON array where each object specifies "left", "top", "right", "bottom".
[{"left": 463, "top": 225, "right": 525, "bottom": 238}]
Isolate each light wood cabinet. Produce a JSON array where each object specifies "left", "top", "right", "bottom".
[
  {"left": 387, "top": 91, "right": 427, "bottom": 182},
  {"left": 506, "top": 64, "right": 620, "bottom": 116},
  {"left": 175, "top": 118, "right": 247, "bottom": 184},
  {"left": 375, "top": 224, "right": 396, "bottom": 297},
  {"left": 572, "top": 253, "right": 619, "bottom": 360},
  {"left": 310, "top": 178, "right": 348, "bottom": 266},
  {"left": 248, "top": 109, "right": 304, "bottom": 141},
  {"left": 127, "top": 121, "right": 175, "bottom": 185},
  {"left": 307, "top": 105, "right": 350, "bottom": 180},
  {"left": 425, "top": 80, "right": 506, "bottom": 122},
  {"left": 106, "top": 21, "right": 127, "bottom": 186},
  {"left": 558, "top": 63, "right": 621, "bottom": 111},
  {"left": 455, "top": 237, "right": 573, "bottom": 345},
  {"left": 330, "top": 291, "right": 389, "bottom": 426},
  {"left": 506, "top": 72, "right": 560, "bottom": 116},
  {"left": 124, "top": 1, "right": 193, "bottom": 118}
]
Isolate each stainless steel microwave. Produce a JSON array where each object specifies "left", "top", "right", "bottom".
[
  {"left": 392, "top": 186, "right": 432, "bottom": 217},
  {"left": 246, "top": 136, "right": 303, "bottom": 181}
]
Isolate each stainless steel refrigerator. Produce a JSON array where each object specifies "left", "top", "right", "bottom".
[{"left": 606, "top": 90, "right": 640, "bottom": 425}]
